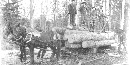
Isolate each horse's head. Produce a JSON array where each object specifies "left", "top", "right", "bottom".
[
  {"left": 24, "top": 32, "right": 41, "bottom": 44},
  {"left": 24, "top": 32, "right": 33, "bottom": 43}
]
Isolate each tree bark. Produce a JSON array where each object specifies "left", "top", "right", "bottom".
[
  {"left": 29, "top": 44, "right": 34, "bottom": 65},
  {"left": 57, "top": 40, "right": 61, "bottom": 61},
  {"left": 30, "top": 0, "right": 34, "bottom": 29}
]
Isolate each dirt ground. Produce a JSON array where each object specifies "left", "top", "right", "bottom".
[{"left": 1, "top": 48, "right": 128, "bottom": 65}]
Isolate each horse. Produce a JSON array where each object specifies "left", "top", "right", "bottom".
[
  {"left": 8, "top": 23, "right": 27, "bottom": 62},
  {"left": 27, "top": 31, "right": 57, "bottom": 59},
  {"left": 37, "top": 39, "right": 66, "bottom": 60},
  {"left": 36, "top": 28, "right": 67, "bottom": 61},
  {"left": 23, "top": 27, "right": 66, "bottom": 64},
  {"left": 24, "top": 31, "right": 54, "bottom": 64}
]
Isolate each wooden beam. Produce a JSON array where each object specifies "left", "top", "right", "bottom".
[
  {"left": 40, "top": 2, "right": 43, "bottom": 29},
  {"left": 30, "top": 0, "right": 33, "bottom": 29},
  {"left": 120, "top": 0, "right": 125, "bottom": 30},
  {"left": 92, "top": 0, "right": 95, "bottom": 7}
]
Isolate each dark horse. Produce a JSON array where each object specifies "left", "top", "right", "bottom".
[
  {"left": 36, "top": 39, "right": 64, "bottom": 61},
  {"left": 26, "top": 30, "right": 65, "bottom": 62},
  {"left": 36, "top": 28, "right": 67, "bottom": 61},
  {"left": 24, "top": 31, "right": 56, "bottom": 64},
  {"left": 7, "top": 23, "right": 27, "bottom": 62},
  {"left": 28, "top": 31, "right": 60, "bottom": 60},
  {"left": 13, "top": 24, "right": 27, "bottom": 62}
]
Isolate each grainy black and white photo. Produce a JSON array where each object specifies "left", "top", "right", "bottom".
[{"left": 0, "top": 0, "right": 130, "bottom": 65}]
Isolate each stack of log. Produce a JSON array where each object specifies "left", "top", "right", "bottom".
[
  {"left": 52, "top": 27, "right": 117, "bottom": 48},
  {"left": 64, "top": 30, "right": 117, "bottom": 48}
]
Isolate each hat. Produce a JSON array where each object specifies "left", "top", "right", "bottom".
[
  {"left": 81, "top": 2, "right": 87, "bottom": 5},
  {"left": 71, "top": 0, "right": 75, "bottom": 1}
]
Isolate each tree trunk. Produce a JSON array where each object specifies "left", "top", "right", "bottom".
[
  {"left": 30, "top": 0, "right": 34, "bottom": 29},
  {"left": 120, "top": 0, "right": 125, "bottom": 30},
  {"left": 56, "top": 40, "right": 61, "bottom": 61},
  {"left": 29, "top": 45, "right": 34, "bottom": 64}
]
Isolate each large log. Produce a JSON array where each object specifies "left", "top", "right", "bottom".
[
  {"left": 65, "top": 43, "right": 81, "bottom": 48},
  {"left": 51, "top": 27, "right": 117, "bottom": 48},
  {"left": 82, "top": 40, "right": 116, "bottom": 48},
  {"left": 64, "top": 40, "right": 116, "bottom": 48},
  {"left": 64, "top": 30, "right": 115, "bottom": 43}
]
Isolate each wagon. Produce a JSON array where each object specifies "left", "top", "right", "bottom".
[
  {"left": 25, "top": 27, "right": 119, "bottom": 64},
  {"left": 52, "top": 27, "right": 119, "bottom": 56}
]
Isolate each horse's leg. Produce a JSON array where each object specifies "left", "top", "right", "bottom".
[
  {"left": 41, "top": 47, "right": 47, "bottom": 58},
  {"left": 20, "top": 46, "right": 23, "bottom": 62},
  {"left": 41, "top": 49, "right": 46, "bottom": 58},
  {"left": 29, "top": 44, "right": 34, "bottom": 64},
  {"left": 56, "top": 40, "right": 61, "bottom": 61},
  {"left": 23, "top": 46, "right": 26, "bottom": 61},
  {"left": 51, "top": 46, "right": 56, "bottom": 58},
  {"left": 37, "top": 49, "right": 42, "bottom": 58}
]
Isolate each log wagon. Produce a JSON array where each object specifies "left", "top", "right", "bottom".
[
  {"left": 25, "top": 26, "right": 119, "bottom": 64},
  {"left": 52, "top": 27, "right": 119, "bottom": 56}
]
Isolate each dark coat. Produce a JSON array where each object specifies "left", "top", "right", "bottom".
[
  {"left": 79, "top": 4, "right": 86, "bottom": 14},
  {"left": 68, "top": 3, "right": 77, "bottom": 15}
]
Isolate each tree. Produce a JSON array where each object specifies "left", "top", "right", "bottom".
[
  {"left": 2, "top": 1, "right": 21, "bottom": 37},
  {"left": 2, "top": 1, "right": 29, "bottom": 62},
  {"left": 40, "top": 14, "right": 46, "bottom": 31},
  {"left": 52, "top": 0, "right": 68, "bottom": 27},
  {"left": 110, "top": 0, "right": 122, "bottom": 32},
  {"left": 33, "top": 19, "right": 42, "bottom": 32},
  {"left": 20, "top": 18, "right": 30, "bottom": 28}
]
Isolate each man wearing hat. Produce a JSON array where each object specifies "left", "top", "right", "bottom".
[
  {"left": 79, "top": 2, "right": 87, "bottom": 26},
  {"left": 68, "top": 0, "right": 77, "bottom": 27}
]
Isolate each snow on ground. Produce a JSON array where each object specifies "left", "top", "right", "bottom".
[
  {"left": 0, "top": 48, "right": 128, "bottom": 65},
  {"left": 1, "top": 49, "right": 22, "bottom": 65},
  {"left": 1, "top": 50, "right": 20, "bottom": 58}
]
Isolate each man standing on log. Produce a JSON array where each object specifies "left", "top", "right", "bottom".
[
  {"left": 79, "top": 2, "right": 87, "bottom": 26},
  {"left": 68, "top": 0, "right": 77, "bottom": 28}
]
